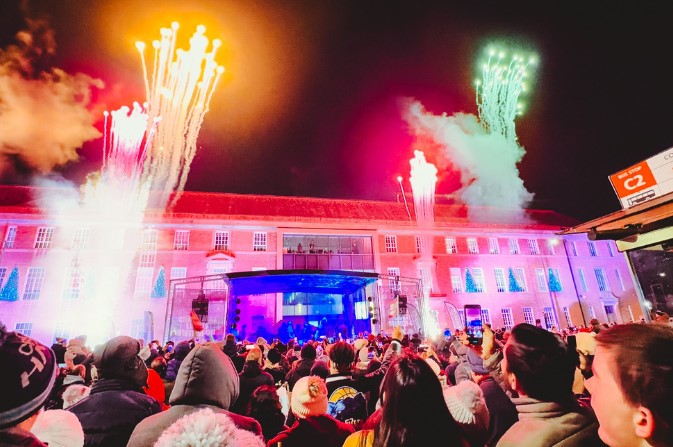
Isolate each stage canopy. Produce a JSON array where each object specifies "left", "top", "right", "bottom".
[{"left": 223, "top": 269, "right": 380, "bottom": 296}]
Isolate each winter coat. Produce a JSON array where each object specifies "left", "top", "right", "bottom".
[
  {"left": 285, "top": 358, "right": 315, "bottom": 392},
  {"left": 164, "top": 341, "right": 192, "bottom": 382},
  {"left": 267, "top": 414, "right": 354, "bottom": 447},
  {"left": 68, "top": 378, "right": 161, "bottom": 447},
  {"left": 0, "top": 427, "right": 47, "bottom": 447},
  {"left": 230, "top": 361, "right": 274, "bottom": 415},
  {"left": 127, "top": 344, "right": 262, "bottom": 447},
  {"left": 496, "top": 397, "right": 604, "bottom": 447},
  {"left": 476, "top": 375, "right": 518, "bottom": 447}
]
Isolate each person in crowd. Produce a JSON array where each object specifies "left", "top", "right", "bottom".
[
  {"left": 223, "top": 333, "right": 239, "bottom": 359},
  {"left": 154, "top": 407, "right": 265, "bottom": 447},
  {"left": 61, "top": 384, "right": 90, "bottom": 410},
  {"left": 164, "top": 340, "right": 192, "bottom": 382},
  {"left": 30, "top": 409, "right": 84, "bottom": 447},
  {"left": 246, "top": 384, "right": 288, "bottom": 443},
  {"left": 585, "top": 323, "right": 673, "bottom": 447},
  {"left": 51, "top": 337, "right": 67, "bottom": 365},
  {"left": 0, "top": 323, "right": 58, "bottom": 446},
  {"left": 230, "top": 347, "right": 274, "bottom": 416},
  {"left": 264, "top": 348, "right": 287, "bottom": 386},
  {"left": 465, "top": 348, "right": 518, "bottom": 447},
  {"left": 68, "top": 335, "right": 162, "bottom": 447},
  {"left": 127, "top": 342, "right": 261, "bottom": 447},
  {"left": 443, "top": 379, "right": 490, "bottom": 447},
  {"left": 267, "top": 375, "right": 354, "bottom": 447},
  {"left": 46, "top": 363, "right": 88, "bottom": 410},
  {"left": 496, "top": 323, "right": 603, "bottom": 447},
  {"left": 590, "top": 318, "right": 603, "bottom": 334},
  {"left": 144, "top": 367, "right": 169, "bottom": 411},
  {"left": 343, "top": 351, "right": 469, "bottom": 447},
  {"left": 284, "top": 342, "right": 317, "bottom": 426},
  {"left": 309, "top": 360, "right": 330, "bottom": 380}
]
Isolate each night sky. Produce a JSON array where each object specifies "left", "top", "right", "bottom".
[{"left": 1, "top": 1, "right": 672, "bottom": 223}]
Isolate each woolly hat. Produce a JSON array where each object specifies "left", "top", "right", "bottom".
[
  {"left": 0, "top": 325, "right": 58, "bottom": 429},
  {"left": 155, "top": 407, "right": 265, "bottom": 447},
  {"left": 300, "top": 343, "right": 316, "bottom": 360},
  {"left": 31, "top": 409, "right": 84, "bottom": 447},
  {"left": 93, "top": 335, "right": 147, "bottom": 388},
  {"left": 353, "top": 338, "right": 368, "bottom": 353},
  {"left": 443, "top": 380, "right": 490, "bottom": 432},
  {"left": 267, "top": 348, "right": 282, "bottom": 364},
  {"left": 465, "top": 348, "right": 489, "bottom": 375},
  {"left": 290, "top": 375, "right": 328, "bottom": 419}
]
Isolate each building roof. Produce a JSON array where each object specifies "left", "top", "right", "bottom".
[{"left": 0, "top": 185, "right": 579, "bottom": 230}]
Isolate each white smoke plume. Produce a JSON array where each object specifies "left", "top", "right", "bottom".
[
  {"left": 401, "top": 98, "right": 533, "bottom": 223},
  {"left": 0, "top": 16, "right": 103, "bottom": 177}
]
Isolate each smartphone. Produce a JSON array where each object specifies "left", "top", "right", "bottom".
[
  {"left": 245, "top": 344, "right": 255, "bottom": 350},
  {"left": 464, "top": 304, "right": 483, "bottom": 345}
]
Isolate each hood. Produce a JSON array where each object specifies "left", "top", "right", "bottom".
[{"left": 169, "top": 343, "right": 240, "bottom": 409}]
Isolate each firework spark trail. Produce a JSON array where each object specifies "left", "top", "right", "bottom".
[
  {"left": 137, "top": 23, "right": 224, "bottom": 209},
  {"left": 475, "top": 47, "right": 537, "bottom": 142}
]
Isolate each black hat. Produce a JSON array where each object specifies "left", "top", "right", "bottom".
[
  {"left": 300, "top": 343, "right": 316, "bottom": 360},
  {"left": 93, "top": 335, "right": 147, "bottom": 388}
]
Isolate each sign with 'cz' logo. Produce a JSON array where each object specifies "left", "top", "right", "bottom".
[{"left": 609, "top": 147, "right": 673, "bottom": 209}]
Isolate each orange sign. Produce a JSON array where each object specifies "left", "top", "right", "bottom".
[{"left": 609, "top": 161, "right": 657, "bottom": 199}]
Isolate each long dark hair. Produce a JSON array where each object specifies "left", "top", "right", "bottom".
[
  {"left": 246, "top": 384, "right": 286, "bottom": 442},
  {"left": 370, "top": 352, "right": 467, "bottom": 447}
]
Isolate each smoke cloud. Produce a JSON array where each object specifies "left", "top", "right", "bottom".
[
  {"left": 400, "top": 98, "right": 533, "bottom": 223},
  {"left": 0, "top": 16, "right": 103, "bottom": 177}
]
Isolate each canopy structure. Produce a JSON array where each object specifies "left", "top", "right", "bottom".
[{"left": 223, "top": 269, "right": 380, "bottom": 296}]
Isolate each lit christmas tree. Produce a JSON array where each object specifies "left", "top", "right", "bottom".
[
  {"left": 0, "top": 267, "right": 19, "bottom": 301},
  {"left": 548, "top": 268, "right": 562, "bottom": 292},
  {"left": 465, "top": 268, "right": 478, "bottom": 293},
  {"left": 508, "top": 267, "right": 524, "bottom": 292},
  {"left": 151, "top": 266, "right": 167, "bottom": 298}
]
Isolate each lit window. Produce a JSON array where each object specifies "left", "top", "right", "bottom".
[
  {"left": 570, "top": 241, "right": 578, "bottom": 256},
  {"left": 0, "top": 267, "right": 6, "bottom": 289},
  {"left": 488, "top": 237, "right": 500, "bottom": 254},
  {"left": 587, "top": 241, "right": 597, "bottom": 257},
  {"left": 494, "top": 268, "right": 506, "bottom": 293},
  {"left": 4, "top": 226, "right": 17, "bottom": 248},
  {"left": 72, "top": 227, "right": 90, "bottom": 250},
  {"left": 528, "top": 239, "right": 539, "bottom": 255},
  {"left": 384, "top": 235, "right": 398, "bottom": 253},
  {"left": 134, "top": 267, "right": 154, "bottom": 299},
  {"left": 501, "top": 308, "right": 514, "bottom": 330},
  {"left": 387, "top": 268, "right": 401, "bottom": 293},
  {"left": 615, "top": 269, "right": 626, "bottom": 292},
  {"left": 139, "top": 252, "right": 156, "bottom": 269},
  {"left": 543, "top": 307, "right": 556, "bottom": 329},
  {"left": 589, "top": 305, "right": 596, "bottom": 319},
  {"left": 450, "top": 268, "right": 462, "bottom": 293},
  {"left": 445, "top": 237, "right": 457, "bottom": 254},
  {"left": 535, "top": 268, "right": 548, "bottom": 292},
  {"left": 508, "top": 238, "right": 520, "bottom": 255},
  {"left": 523, "top": 307, "right": 535, "bottom": 325},
  {"left": 578, "top": 268, "right": 588, "bottom": 292},
  {"left": 563, "top": 306, "right": 573, "bottom": 327},
  {"left": 170, "top": 267, "right": 187, "bottom": 290},
  {"left": 513, "top": 267, "right": 527, "bottom": 292},
  {"left": 34, "top": 227, "right": 54, "bottom": 249},
  {"left": 141, "top": 229, "right": 158, "bottom": 251},
  {"left": 472, "top": 268, "right": 486, "bottom": 293},
  {"left": 63, "top": 258, "right": 82, "bottom": 299},
  {"left": 546, "top": 239, "right": 556, "bottom": 255},
  {"left": 594, "top": 268, "right": 609, "bottom": 291},
  {"left": 23, "top": 267, "right": 46, "bottom": 300},
  {"left": 548, "top": 268, "right": 563, "bottom": 292},
  {"left": 467, "top": 238, "right": 479, "bottom": 254},
  {"left": 174, "top": 230, "right": 190, "bottom": 251},
  {"left": 14, "top": 322, "right": 32, "bottom": 336},
  {"left": 214, "top": 231, "right": 230, "bottom": 250},
  {"left": 415, "top": 236, "right": 422, "bottom": 253},
  {"left": 253, "top": 232, "right": 267, "bottom": 251},
  {"left": 607, "top": 242, "right": 615, "bottom": 257},
  {"left": 481, "top": 308, "right": 491, "bottom": 325}
]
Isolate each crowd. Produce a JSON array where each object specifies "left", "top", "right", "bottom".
[{"left": 1, "top": 314, "right": 673, "bottom": 447}]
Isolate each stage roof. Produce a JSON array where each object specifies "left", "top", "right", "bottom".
[{"left": 223, "top": 269, "right": 380, "bottom": 296}]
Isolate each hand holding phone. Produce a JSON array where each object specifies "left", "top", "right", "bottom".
[{"left": 464, "top": 304, "right": 483, "bottom": 346}]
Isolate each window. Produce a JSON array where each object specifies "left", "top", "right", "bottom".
[
  {"left": 467, "top": 238, "right": 479, "bottom": 254},
  {"left": 508, "top": 238, "right": 520, "bottom": 255},
  {"left": 488, "top": 237, "right": 500, "bottom": 254},
  {"left": 174, "top": 230, "right": 190, "bottom": 250},
  {"left": 535, "top": 268, "right": 548, "bottom": 292},
  {"left": 139, "top": 252, "right": 156, "bottom": 269},
  {"left": 589, "top": 305, "right": 596, "bottom": 319},
  {"left": 501, "top": 308, "right": 514, "bottom": 330},
  {"left": 253, "top": 232, "right": 267, "bottom": 251},
  {"left": 445, "top": 237, "right": 457, "bottom": 254},
  {"left": 513, "top": 268, "right": 527, "bottom": 292},
  {"left": 4, "top": 226, "right": 17, "bottom": 248},
  {"left": 570, "top": 241, "right": 578, "bottom": 256},
  {"left": 528, "top": 239, "right": 539, "bottom": 255},
  {"left": 627, "top": 305, "right": 635, "bottom": 323},
  {"left": 523, "top": 307, "right": 535, "bottom": 325},
  {"left": 14, "top": 322, "right": 32, "bottom": 336},
  {"left": 385, "top": 236, "right": 398, "bottom": 253},
  {"left": 214, "top": 231, "right": 230, "bottom": 250},
  {"left": 548, "top": 268, "right": 563, "bottom": 292},
  {"left": 134, "top": 267, "right": 154, "bottom": 299},
  {"left": 34, "top": 227, "right": 54, "bottom": 249},
  {"left": 563, "top": 306, "right": 573, "bottom": 327},
  {"left": 494, "top": 268, "right": 506, "bottom": 293},
  {"left": 587, "top": 241, "right": 597, "bottom": 257},
  {"left": 211, "top": 267, "right": 228, "bottom": 290},
  {"left": 578, "top": 268, "right": 588, "bottom": 292},
  {"left": 72, "top": 227, "right": 90, "bottom": 249},
  {"left": 170, "top": 267, "right": 187, "bottom": 289},
  {"left": 419, "top": 267, "right": 433, "bottom": 292},
  {"left": 0, "top": 267, "right": 6, "bottom": 289},
  {"left": 543, "top": 307, "right": 556, "bottom": 329},
  {"left": 63, "top": 258, "right": 82, "bottom": 299},
  {"left": 23, "top": 267, "right": 46, "bottom": 300},
  {"left": 472, "top": 268, "right": 486, "bottom": 293},
  {"left": 387, "top": 268, "right": 401, "bottom": 293},
  {"left": 450, "top": 268, "right": 462, "bottom": 293},
  {"left": 594, "top": 268, "right": 609, "bottom": 292},
  {"left": 607, "top": 242, "right": 615, "bottom": 257},
  {"left": 415, "top": 236, "right": 422, "bottom": 253},
  {"left": 141, "top": 229, "right": 158, "bottom": 251},
  {"left": 546, "top": 239, "right": 556, "bottom": 255},
  {"left": 615, "top": 269, "right": 626, "bottom": 292},
  {"left": 481, "top": 308, "right": 491, "bottom": 326}
]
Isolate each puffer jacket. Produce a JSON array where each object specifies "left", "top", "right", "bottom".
[
  {"left": 164, "top": 341, "right": 192, "bottom": 382},
  {"left": 127, "top": 343, "right": 262, "bottom": 447},
  {"left": 230, "top": 361, "right": 274, "bottom": 415},
  {"left": 68, "top": 378, "right": 161, "bottom": 447}
]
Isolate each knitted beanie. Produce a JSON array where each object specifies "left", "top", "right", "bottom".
[
  {"left": 30, "top": 409, "right": 84, "bottom": 447},
  {"left": 290, "top": 375, "right": 328, "bottom": 419},
  {"left": 0, "top": 325, "right": 58, "bottom": 429},
  {"left": 443, "top": 380, "right": 490, "bottom": 431},
  {"left": 155, "top": 407, "right": 265, "bottom": 447}
]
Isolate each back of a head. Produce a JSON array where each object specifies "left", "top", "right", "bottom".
[
  {"left": 595, "top": 323, "right": 673, "bottom": 442},
  {"left": 246, "top": 347, "right": 263, "bottom": 365},
  {"left": 310, "top": 361, "right": 329, "bottom": 380},
  {"left": 505, "top": 323, "right": 576, "bottom": 402},
  {"left": 30, "top": 409, "right": 84, "bottom": 447},
  {"left": 93, "top": 335, "right": 147, "bottom": 388},
  {"left": 300, "top": 343, "right": 316, "bottom": 360},
  {"left": 377, "top": 353, "right": 465, "bottom": 446},
  {"left": 248, "top": 384, "right": 283, "bottom": 418},
  {"left": 328, "top": 341, "right": 355, "bottom": 371}
]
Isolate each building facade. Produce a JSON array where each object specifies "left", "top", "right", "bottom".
[{"left": 0, "top": 185, "right": 643, "bottom": 345}]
